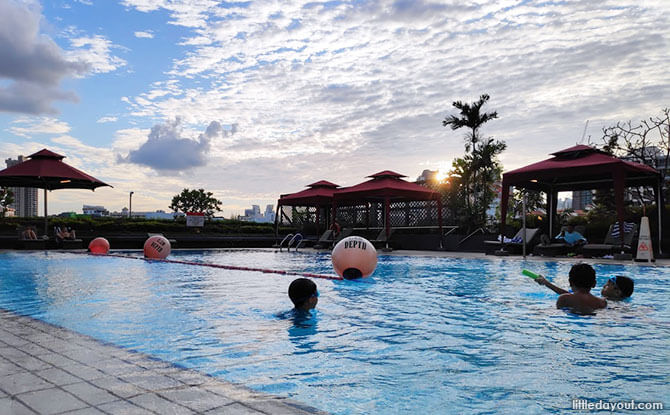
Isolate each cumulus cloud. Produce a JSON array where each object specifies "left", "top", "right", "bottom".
[
  {"left": 134, "top": 30, "right": 154, "bottom": 39},
  {"left": 0, "top": 0, "right": 89, "bottom": 114},
  {"left": 67, "top": 35, "right": 127, "bottom": 73},
  {"left": 120, "top": 118, "right": 224, "bottom": 171},
  {"left": 97, "top": 116, "right": 118, "bottom": 123}
]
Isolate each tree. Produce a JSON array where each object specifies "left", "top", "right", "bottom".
[
  {"left": 442, "top": 94, "right": 506, "bottom": 229},
  {"left": 590, "top": 108, "right": 670, "bottom": 203},
  {"left": 0, "top": 187, "right": 14, "bottom": 217},
  {"left": 169, "top": 188, "right": 222, "bottom": 218}
]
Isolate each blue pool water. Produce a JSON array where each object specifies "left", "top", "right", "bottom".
[{"left": 0, "top": 250, "right": 668, "bottom": 414}]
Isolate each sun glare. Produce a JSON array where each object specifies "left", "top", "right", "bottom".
[{"left": 434, "top": 169, "right": 449, "bottom": 183}]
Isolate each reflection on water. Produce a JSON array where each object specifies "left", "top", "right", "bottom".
[{"left": 0, "top": 251, "right": 668, "bottom": 415}]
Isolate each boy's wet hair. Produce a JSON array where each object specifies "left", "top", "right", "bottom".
[
  {"left": 568, "top": 263, "right": 596, "bottom": 289},
  {"left": 288, "top": 278, "right": 317, "bottom": 308},
  {"left": 613, "top": 276, "right": 634, "bottom": 298}
]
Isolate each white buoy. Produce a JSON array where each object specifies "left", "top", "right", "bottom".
[
  {"left": 144, "top": 235, "right": 171, "bottom": 259},
  {"left": 331, "top": 236, "right": 377, "bottom": 279}
]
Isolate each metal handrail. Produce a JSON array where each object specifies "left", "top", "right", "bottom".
[
  {"left": 279, "top": 233, "right": 293, "bottom": 252},
  {"left": 288, "top": 233, "right": 304, "bottom": 252},
  {"left": 458, "top": 227, "right": 486, "bottom": 245}
]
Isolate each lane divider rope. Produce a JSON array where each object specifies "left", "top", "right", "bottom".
[{"left": 69, "top": 251, "right": 343, "bottom": 281}]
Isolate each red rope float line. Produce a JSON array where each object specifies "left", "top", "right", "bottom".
[{"left": 74, "top": 252, "right": 343, "bottom": 281}]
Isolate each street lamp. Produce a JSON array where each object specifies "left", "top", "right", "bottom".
[{"left": 129, "top": 191, "right": 134, "bottom": 218}]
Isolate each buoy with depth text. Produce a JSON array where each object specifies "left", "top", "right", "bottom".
[
  {"left": 332, "top": 236, "right": 377, "bottom": 279},
  {"left": 88, "top": 237, "right": 110, "bottom": 254},
  {"left": 144, "top": 235, "right": 171, "bottom": 259}
]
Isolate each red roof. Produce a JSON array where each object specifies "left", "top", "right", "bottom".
[
  {"left": 502, "top": 145, "right": 658, "bottom": 191},
  {"left": 278, "top": 180, "right": 340, "bottom": 206},
  {"left": 0, "top": 148, "right": 111, "bottom": 190},
  {"left": 335, "top": 171, "right": 439, "bottom": 203}
]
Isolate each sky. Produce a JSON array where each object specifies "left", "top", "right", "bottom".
[{"left": 1, "top": 0, "right": 669, "bottom": 217}]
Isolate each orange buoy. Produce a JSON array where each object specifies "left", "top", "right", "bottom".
[
  {"left": 144, "top": 235, "right": 171, "bottom": 259},
  {"left": 88, "top": 237, "right": 110, "bottom": 254},
  {"left": 332, "top": 236, "right": 377, "bottom": 279}
]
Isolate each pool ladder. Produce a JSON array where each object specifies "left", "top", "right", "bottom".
[{"left": 279, "top": 233, "right": 304, "bottom": 252}]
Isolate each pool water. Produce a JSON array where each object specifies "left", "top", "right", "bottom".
[{"left": 0, "top": 250, "right": 668, "bottom": 414}]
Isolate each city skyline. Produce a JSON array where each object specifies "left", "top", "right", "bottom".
[{"left": 1, "top": 1, "right": 669, "bottom": 217}]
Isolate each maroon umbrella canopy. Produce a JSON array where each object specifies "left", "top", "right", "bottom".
[
  {"left": 0, "top": 149, "right": 110, "bottom": 190},
  {"left": 0, "top": 149, "right": 112, "bottom": 234}
]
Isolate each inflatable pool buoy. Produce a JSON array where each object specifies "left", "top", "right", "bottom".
[
  {"left": 144, "top": 235, "right": 171, "bottom": 259},
  {"left": 88, "top": 237, "right": 110, "bottom": 254},
  {"left": 332, "top": 236, "right": 377, "bottom": 279}
]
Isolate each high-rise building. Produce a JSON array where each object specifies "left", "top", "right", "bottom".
[
  {"left": 572, "top": 190, "right": 593, "bottom": 211},
  {"left": 5, "top": 156, "right": 38, "bottom": 217}
]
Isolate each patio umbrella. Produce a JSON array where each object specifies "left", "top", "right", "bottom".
[{"left": 0, "top": 149, "right": 112, "bottom": 235}]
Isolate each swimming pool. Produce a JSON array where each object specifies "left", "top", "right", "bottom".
[{"left": 0, "top": 250, "right": 668, "bottom": 414}]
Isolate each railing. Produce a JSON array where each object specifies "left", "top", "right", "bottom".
[
  {"left": 278, "top": 233, "right": 305, "bottom": 252},
  {"left": 278, "top": 233, "right": 293, "bottom": 252},
  {"left": 288, "top": 233, "right": 304, "bottom": 252}
]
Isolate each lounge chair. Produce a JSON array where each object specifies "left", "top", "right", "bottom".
[
  {"left": 484, "top": 228, "right": 540, "bottom": 255},
  {"left": 533, "top": 225, "right": 586, "bottom": 257},
  {"left": 313, "top": 229, "right": 335, "bottom": 249},
  {"left": 17, "top": 227, "right": 47, "bottom": 250},
  {"left": 581, "top": 222, "right": 637, "bottom": 258},
  {"left": 54, "top": 226, "right": 83, "bottom": 249},
  {"left": 371, "top": 228, "right": 394, "bottom": 250}
]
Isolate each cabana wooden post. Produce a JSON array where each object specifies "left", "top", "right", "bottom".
[{"left": 499, "top": 145, "right": 663, "bottom": 254}]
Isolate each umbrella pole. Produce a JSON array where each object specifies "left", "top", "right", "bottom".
[{"left": 44, "top": 188, "right": 48, "bottom": 236}]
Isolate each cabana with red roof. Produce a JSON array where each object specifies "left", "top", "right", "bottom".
[
  {"left": 499, "top": 145, "right": 663, "bottom": 252},
  {"left": 332, "top": 171, "right": 443, "bottom": 248},
  {"left": 275, "top": 180, "right": 340, "bottom": 235}
]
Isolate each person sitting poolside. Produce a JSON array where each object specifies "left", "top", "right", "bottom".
[
  {"left": 21, "top": 227, "right": 37, "bottom": 240},
  {"left": 288, "top": 278, "right": 319, "bottom": 311},
  {"left": 536, "top": 273, "right": 634, "bottom": 301},
  {"left": 535, "top": 263, "right": 606, "bottom": 313},
  {"left": 555, "top": 224, "right": 586, "bottom": 246},
  {"left": 55, "top": 226, "right": 76, "bottom": 244}
]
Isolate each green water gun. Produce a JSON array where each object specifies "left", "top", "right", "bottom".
[{"left": 522, "top": 269, "right": 541, "bottom": 280}]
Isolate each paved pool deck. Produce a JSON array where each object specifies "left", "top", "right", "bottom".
[{"left": 0, "top": 309, "right": 326, "bottom": 415}]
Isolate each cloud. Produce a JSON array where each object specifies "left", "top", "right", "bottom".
[
  {"left": 0, "top": 0, "right": 89, "bottom": 114},
  {"left": 67, "top": 35, "right": 127, "bottom": 73},
  {"left": 134, "top": 30, "right": 154, "bottom": 39},
  {"left": 7, "top": 117, "right": 71, "bottom": 138},
  {"left": 120, "top": 118, "right": 223, "bottom": 171},
  {"left": 97, "top": 116, "right": 118, "bottom": 123}
]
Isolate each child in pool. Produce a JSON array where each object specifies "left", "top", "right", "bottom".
[
  {"left": 535, "top": 263, "right": 606, "bottom": 312},
  {"left": 536, "top": 270, "right": 634, "bottom": 301},
  {"left": 288, "top": 278, "right": 319, "bottom": 311}
]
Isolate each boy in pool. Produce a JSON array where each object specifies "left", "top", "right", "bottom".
[
  {"left": 536, "top": 270, "right": 634, "bottom": 300},
  {"left": 535, "top": 263, "right": 606, "bottom": 312},
  {"left": 288, "top": 278, "right": 319, "bottom": 311}
]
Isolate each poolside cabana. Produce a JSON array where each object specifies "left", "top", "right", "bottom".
[
  {"left": 275, "top": 180, "right": 340, "bottom": 235},
  {"left": 332, "top": 171, "right": 443, "bottom": 248},
  {"left": 499, "top": 145, "right": 663, "bottom": 253}
]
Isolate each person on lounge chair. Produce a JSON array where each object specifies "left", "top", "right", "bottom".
[
  {"left": 555, "top": 224, "right": 586, "bottom": 247},
  {"left": 55, "top": 226, "right": 76, "bottom": 243},
  {"left": 21, "top": 226, "right": 37, "bottom": 240}
]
